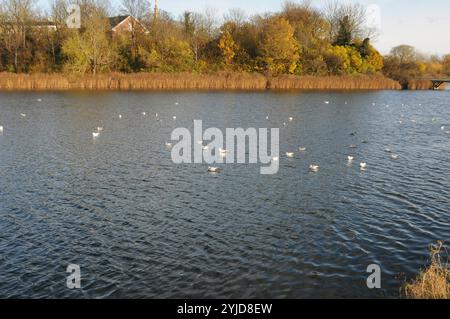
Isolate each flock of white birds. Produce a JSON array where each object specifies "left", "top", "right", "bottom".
[{"left": 0, "top": 99, "right": 448, "bottom": 175}]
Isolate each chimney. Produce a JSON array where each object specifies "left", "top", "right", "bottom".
[{"left": 154, "top": 0, "right": 158, "bottom": 19}]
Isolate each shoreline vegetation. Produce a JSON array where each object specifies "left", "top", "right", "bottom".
[
  {"left": 0, "top": 1, "right": 448, "bottom": 91},
  {"left": 0, "top": 72, "right": 403, "bottom": 91},
  {"left": 402, "top": 242, "right": 449, "bottom": 299}
]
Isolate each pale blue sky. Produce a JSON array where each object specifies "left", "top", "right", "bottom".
[{"left": 40, "top": 0, "right": 450, "bottom": 55}]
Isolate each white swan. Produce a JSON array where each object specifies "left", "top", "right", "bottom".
[
  {"left": 0, "top": 125, "right": 3, "bottom": 133},
  {"left": 286, "top": 152, "right": 294, "bottom": 158},
  {"left": 272, "top": 156, "right": 279, "bottom": 162},
  {"left": 219, "top": 148, "right": 228, "bottom": 155},
  {"left": 299, "top": 147, "right": 307, "bottom": 152},
  {"left": 173, "top": 116, "right": 177, "bottom": 120},
  {"left": 309, "top": 165, "right": 320, "bottom": 172},
  {"left": 119, "top": 114, "right": 122, "bottom": 119},
  {"left": 20, "top": 113, "right": 26, "bottom": 117},
  {"left": 324, "top": 101, "right": 330, "bottom": 104},
  {"left": 441, "top": 126, "right": 445, "bottom": 131},
  {"left": 208, "top": 167, "right": 220, "bottom": 173},
  {"left": 360, "top": 162, "right": 367, "bottom": 170},
  {"left": 347, "top": 156, "right": 354, "bottom": 162},
  {"left": 96, "top": 127, "right": 104, "bottom": 132},
  {"left": 289, "top": 117, "right": 294, "bottom": 122},
  {"left": 266, "top": 116, "right": 269, "bottom": 120},
  {"left": 142, "top": 112, "right": 146, "bottom": 116},
  {"left": 390, "top": 154, "right": 399, "bottom": 160},
  {"left": 92, "top": 132, "right": 100, "bottom": 138},
  {"left": 202, "top": 145, "right": 209, "bottom": 150},
  {"left": 165, "top": 142, "right": 172, "bottom": 147}
]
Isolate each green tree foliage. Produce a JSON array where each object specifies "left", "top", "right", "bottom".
[{"left": 62, "top": 13, "right": 116, "bottom": 74}]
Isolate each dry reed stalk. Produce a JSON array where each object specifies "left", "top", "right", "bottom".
[{"left": 402, "top": 241, "right": 449, "bottom": 299}]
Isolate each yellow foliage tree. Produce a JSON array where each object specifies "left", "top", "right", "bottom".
[
  {"left": 258, "top": 17, "right": 300, "bottom": 75},
  {"left": 218, "top": 30, "right": 237, "bottom": 66}
]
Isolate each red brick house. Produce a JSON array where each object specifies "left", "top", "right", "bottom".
[{"left": 109, "top": 15, "right": 149, "bottom": 35}]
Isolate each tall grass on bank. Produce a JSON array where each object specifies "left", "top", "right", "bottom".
[
  {"left": 402, "top": 241, "right": 449, "bottom": 299},
  {"left": 407, "top": 79, "right": 434, "bottom": 90},
  {"left": 269, "top": 74, "right": 401, "bottom": 90},
  {"left": 0, "top": 72, "right": 402, "bottom": 91}
]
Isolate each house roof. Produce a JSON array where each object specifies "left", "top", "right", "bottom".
[{"left": 109, "top": 15, "right": 130, "bottom": 28}]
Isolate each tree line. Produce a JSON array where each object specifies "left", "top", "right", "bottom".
[{"left": 0, "top": 0, "right": 449, "bottom": 82}]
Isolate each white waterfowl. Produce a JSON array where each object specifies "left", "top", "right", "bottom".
[
  {"left": 299, "top": 147, "right": 307, "bottom": 152},
  {"left": 37, "top": 98, "right": 42, "bottom": 102},
  {"left": 360, "top": 162, "right": 367, "bottom": 170},
  {"left": 309, "top": 165, "right": 320, "bottom": 172},
  {"left": 119, "top": 114, "right": 122, "bottom": 119},
  {"left": 272, "top": 156, "right": 279, "bottom": 162},
  {"left": 202, "top": 145, "right": 209, "bottom": 150},
  {"left": 197, "top": 140, "right": 203, "bottom": 145},
  {"left": 266, "top": 116, "right": 269, "bottom": 120},
  {"left": 20, "top": 113, "right": 26, "bottom": 117},
  {"left": 286, "top": 152, "right": 294, "bottom": 158},
  {"left": 165, "top": 142, "right": 172, "bottom": 147},
  {"left": 173, "top": 116, "right": 177, "bottom": 120},
  {"left": 142, "top": 112, "right": 146, "bottom": 116},
  {"left": 208, "top": 167, "right": 220, "bottom": 173},
  {"left": 324, "top": 101, "right": 330, "bottom": 104},
  {"left": 390, "top": 154, "right": 400, "bottom": 160},
  {"left": 96, "top": 127, "right": 104, "bottom": 132},
  {"left": 347, "top": 156, "right": 354, "bottom": 162},
  {"left": 0, "top": 125, "right": 3, "bottom": 133},
  {"left": 219, "top": 148, "right": 228, "bottom": 155},
  {"left": 175, "top": 102, "right": 179, "bottom": 105},
  {"left": 283, "top": 122, "right": 287, "bottom": 126},
  {"left": 384, "top": 148, "right": 392, "bottom": 153},
  {"left": 289, "top": 117, "right": 294, "bottom": 122},
  {"left": 441, "top": 126, "right": 445, "bottom": 131},
  {"left": 155, "top": 113, "right": 159, "bottom": 117},
  {"left": 92, "top": 132, "right": 100, "bottom": 138}
]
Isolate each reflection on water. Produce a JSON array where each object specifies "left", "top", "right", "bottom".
[{"left": 0, "top": 90, "right": 449, "bottom": 298}]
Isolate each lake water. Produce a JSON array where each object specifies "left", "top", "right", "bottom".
[{"left": 0, "top": 90, "right": 449, "bottom": 299}]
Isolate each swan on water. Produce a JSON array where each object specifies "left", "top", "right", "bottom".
[
  {"left": 309, "top": 165, "right": 320, "bottom": 172},
  {"left": 208, "top": 167, "right": 220, "bottom": 173},
  {"left": 286, "top": 152, "right": 294, "bottom": 158},
  {"left": 299, "top": 147, "right": 307, "bottom": 152},
  {"left": 347, "top": 156, "right": 354, "bottom": 162},
  {"left": 0, "top": 126, "right": 3, "bottom": 133},
  {"left": 92, "top": 132, "right": 100, "bottom": 138},
  {"left": 360, "top": 162, "right": 367, "bottom": 170}
]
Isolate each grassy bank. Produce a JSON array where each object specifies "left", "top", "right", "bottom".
[
  {"left": 402, "top": 241, "right": 449, "bottom": 299},
  {"left": 0, "top": 72, "right": 402, "bottom": 91}
]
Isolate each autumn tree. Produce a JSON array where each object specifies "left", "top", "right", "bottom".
[
  {"left": 218, "top": 29, "right": 237, "bottom": 67},
  {"left": 258, "top": 17, "right": 300, "bottom": 75},
  {"left": 62, "top": 12, "right": 116, "bottom": 74}
]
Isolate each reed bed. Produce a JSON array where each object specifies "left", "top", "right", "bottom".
[
  {"left": 407, "top": 79, "right": 435, "bottom": 90},
  {"left": 269, "top": 74, "right": 402, "bottom": 90},
  {"left": 0, "top": 72, "right": 401, "bottom": 91},
  {"left": 402, "top": 241, "right": 449, "bottom": 299}
]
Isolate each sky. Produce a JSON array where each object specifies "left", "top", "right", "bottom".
[{"left": 39, "top": 0, "right": 450, "bottom": 55}]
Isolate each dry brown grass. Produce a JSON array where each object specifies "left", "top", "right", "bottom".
[
  {"left": 407, "top": 79, "right": 434, "bottom": 90},
  {"left": 0, "top": 72, "right": 401, "bottom": 91},
  {"left": 269, "top": 74, "right": 402, "bottom": 90},
  {"left": 402, "top": 241, "right": 449, "bottom": 299}
]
